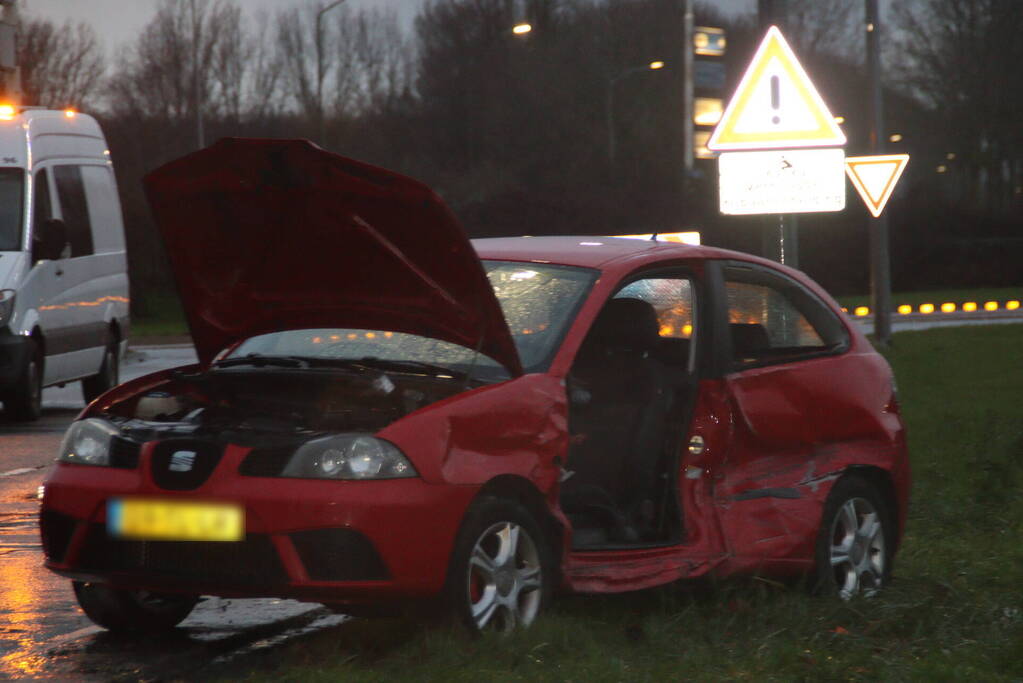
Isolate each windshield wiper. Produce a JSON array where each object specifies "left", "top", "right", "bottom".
[
  {"left": 344, "top": 356, "right": 466, "bottom": 380},
  {"left": 213, "top": 353, "right": 310, "bottom": 369}
]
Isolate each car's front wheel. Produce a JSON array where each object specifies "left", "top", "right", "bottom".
[
  {"left": 814, "top": 475, "right": 894, "bottom": 599},
  {"left": 73, "top": 581, "right": 198, "bottom": 632},
  {"left": 446, "top": 497, "right": 553, "bottom": 634}
]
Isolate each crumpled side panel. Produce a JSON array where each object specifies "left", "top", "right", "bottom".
[{"left": 378, "top": 374, "right": 568, "bottom": 490}]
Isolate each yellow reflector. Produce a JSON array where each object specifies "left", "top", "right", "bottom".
[
  {"left": 984, "top": 301, "right": 999, "bottom": 311},
  {"left": 0, "top": 104, "right": 15, "bottom": 120},
  {"left": 1008, "top": 300, "right": 1020, "bottom": 311},
  {"left": 962, "top": 302, "right": 977, "bottom": 312},
  {"left": 941, "top": 303, "right": 955, "bottom": 313},
  {"left": 920, "top": 303, "right": 935, "bottom": 314},
  {"left": 854, "top": 306, "right": 870, "bottom": 317},
  {"left": 64, "top": 109, "right": 76, "bottom": 118},
  {"left": 897, "top": 305, "right": 912, "bottom": 315}
]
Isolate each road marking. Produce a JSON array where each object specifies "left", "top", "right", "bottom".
[
  {"left": 45, "top": 625, "right": 103, "bottom": 649},
  {"left": 0, "top": 467, "right": 40, "bottom": 478}
]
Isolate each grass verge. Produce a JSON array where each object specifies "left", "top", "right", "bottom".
[
  {"left": 130, "top": 292, "right": 188, "bottom": 338},
  {"left": 222, "top": 325, "right": 1023, "bottom": 682}
]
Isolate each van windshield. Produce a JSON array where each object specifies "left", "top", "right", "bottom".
[{"left": 0, "top": 169, "right": 23, "bottom": 251}]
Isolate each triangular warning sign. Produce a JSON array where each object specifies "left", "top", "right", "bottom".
[
  {"left": 707, "top": 26, "right": 846, "bottom": 151},
  {"left": 845, "top": 154, "right": 909, "bottom": 218}
]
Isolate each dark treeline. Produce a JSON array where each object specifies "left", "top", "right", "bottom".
[{"left": 17, "top": 0, "right": 1023, "bottom": 310}]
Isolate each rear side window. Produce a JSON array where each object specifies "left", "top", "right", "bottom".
[
  {"left": 724, "top": 264, "right": 848, "bottom": 368},
  {"left": 0, "top": 168, "right": 24, "bottom": 251},
  {"left": 53, "top": 165, "right": 94, "bottom": 257},
  {"left": 81, "top": 165, "right": 124, "bottom": 253}
]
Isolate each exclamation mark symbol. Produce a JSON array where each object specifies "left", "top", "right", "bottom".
[{"left": 770, "top": 75, "right": 781, "bottom": 125}]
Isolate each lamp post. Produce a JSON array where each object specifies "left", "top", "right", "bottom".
[
  {"left": 316, "top": 0, "right": 347, "bottom": 145},
  {"left": 606, "top": 61, "right": 666, "bottom": 164}
]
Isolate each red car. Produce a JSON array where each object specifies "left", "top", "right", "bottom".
[{"left": 40, "top": 139, "right": 909, "bottom": 634}]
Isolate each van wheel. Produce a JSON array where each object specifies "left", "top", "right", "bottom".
[
  {"left": 82, "top": 338, "right": 119, "bottom": 404},
  {"left": 4, "top": 341, "right": 42, "bottom": 421},
  {"left": 73, "top": 581, "right": 198, "bottom": 632}
]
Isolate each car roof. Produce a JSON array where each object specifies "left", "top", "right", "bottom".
[{"left": 473, "top": 236, "right": 768, "bottom": 271}]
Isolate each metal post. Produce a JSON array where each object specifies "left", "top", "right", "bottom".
[
  {"left": 316, "top": 0, "right": 347, "bottom": 146},
  {"left": 758, "top": 0, "right": 795, "bottom": 265},
  {"left": 866, "top": 0, "right": 892, "bottom": 346},
  {"left": 606, "top": 83, "right": 616, "bottom": 164},
  {"left": 682, "top": 0, "right": 694, "bottom": 182},
  {"left": 190, "top": 0, "right": 204, "bottom": 149}
]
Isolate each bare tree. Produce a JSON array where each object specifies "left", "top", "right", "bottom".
[
  {"left": 107, "top": 0, "right": 246, "bottom": 141},
  {"left": 783, "top": 0, "right": 858, "bottom": 59},
  {"left": 244, "top": 10, "right": 285, "bottom": 123},
  {"left": 893, "top": 0, "right": 1023, "bottom": 211},
  {"left": 18, "top": 19, "right": 105, "bottom": 109}
]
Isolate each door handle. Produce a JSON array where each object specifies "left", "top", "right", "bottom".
[{"left": 55, "top": 268, "right": 63, "bottom": 277}]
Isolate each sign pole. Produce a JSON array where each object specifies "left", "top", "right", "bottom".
[
  {"left": 866, "top": 0, "right": 892, "bottom": 346},
  {"left": 757, "top": 0, "right": 796, "bottom": 266}
]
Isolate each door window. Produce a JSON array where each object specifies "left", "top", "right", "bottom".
[
  {"left": 53, "top": 165, "right": 94, "bottom": 257},
  {"left": 615, "top": 276, "right": 696, "bottom": 369},
  {"left": 0, "top": 168, "right": 24, "bottom": 251}
]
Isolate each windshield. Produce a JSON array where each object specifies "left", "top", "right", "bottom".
[
  {"left": 0, "top": 169, "right": 24, "bottom": 251},
  {"left": 228, "top": 261, "right": 597, "bottom": 378}
]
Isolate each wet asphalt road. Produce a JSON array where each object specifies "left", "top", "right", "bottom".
[{"left": 0, "top": 348, "right": 346, "bottom": 681}]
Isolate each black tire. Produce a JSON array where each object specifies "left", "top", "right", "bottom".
[
  {"left": 73, "top": 581, "right": 198, "bottom": 633},
  {"left": 445, "top": 496, "right": 555, "bottom": 634},
  {"left": 813, "top": 475, "right": 895, "bottom": 599},
  {"left": 4, "top": 341, "right": 42, "bottom": 421},
  {"left": 82, "top": 337, "right": 119, "bottom": 404}
]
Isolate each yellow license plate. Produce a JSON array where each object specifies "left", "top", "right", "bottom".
[{"left": 108, "top": 498, "right": 244, "bottom": 542}]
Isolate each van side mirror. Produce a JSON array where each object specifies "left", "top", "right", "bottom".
[{"left": 35, "top": 218, "right": 69, "bottom": 261}]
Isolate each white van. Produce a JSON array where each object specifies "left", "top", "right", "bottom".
[{"left": 0, "top": 107, "right": 129, "bottom": 421}]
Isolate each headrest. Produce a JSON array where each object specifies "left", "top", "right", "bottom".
[
  {"left": 587, "top": 297, "right": 661, "bottom": 351},
  {"left": 730, "top": 323, "right": 770, "bottom": 357}
]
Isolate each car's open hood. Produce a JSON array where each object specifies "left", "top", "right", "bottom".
[{"left": 144, "top": 138, "right": 521, "bottom": 374}]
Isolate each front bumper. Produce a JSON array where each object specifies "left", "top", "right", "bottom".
[{"left": 41, "top": 443, "right": 477, "bottom": 605}]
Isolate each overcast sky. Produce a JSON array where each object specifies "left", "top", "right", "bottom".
[{"left": 23, "top": 0, "right": 755, "bottom": 56}]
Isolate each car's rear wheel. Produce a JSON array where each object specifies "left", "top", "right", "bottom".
[
  {"left": 82, "top": 336, "right": 119, "bottom": 404},
  {"left": 446, "top": 497, "right": 553, "bottom": 634},
  {"left": 814, "top": 476, "right": 894, "bottom": 599},
  {"left": 72, "top": 581, "right": 198, "bottom": 632},
  {"left": 3, "top": 341, "right": 42, "bottom": 421}
]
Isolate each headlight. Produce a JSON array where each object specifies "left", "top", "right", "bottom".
[
  {"left": 281, "top": 435, "right": 417, "bottom": 480},
  {"left": 0, "top": 289, "right": 14, "bottom": 327},
  {"left": 58, "top": 418, "right": 120, "bottom": 466}
]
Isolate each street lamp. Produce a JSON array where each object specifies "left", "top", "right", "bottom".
[
  {"left": 316, "top": 0, "right": 347, "bottom": 144},
  {"left": 606, "top": 61, "right": 666, "bottom": 164},
  {"left": 512, "top": 23, "right": 532, "bottom": 35}
]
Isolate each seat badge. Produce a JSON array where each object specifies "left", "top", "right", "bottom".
[{"left": 169, "top": 450, "right": 198, "bottom": 472}]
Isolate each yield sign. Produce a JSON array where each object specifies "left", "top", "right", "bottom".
[
  {"left": 707, "top": 26, "right": 846, "bottom": 151},
  {"left": 845, "top": 154, "right": 910, "bottom": 218}
]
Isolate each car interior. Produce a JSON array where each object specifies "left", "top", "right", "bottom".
[{"left": 561, "top": 295, "right": 695, "bottom": 550}]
